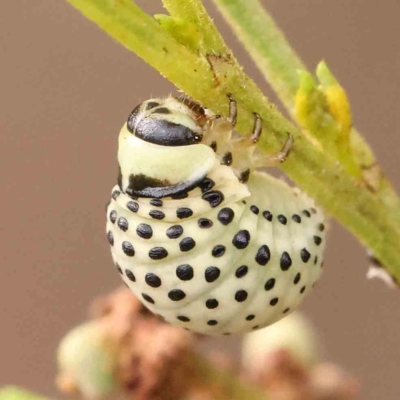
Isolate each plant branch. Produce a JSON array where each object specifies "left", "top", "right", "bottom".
[
  {"left": 212, "top": 0, "right": 400, "bottom": 219},
  {"left": 213, "top": 0, "right": 305, "bottom": 113},
  {"left": 65, "top": 0, "right": 400, "bottom": 281}
]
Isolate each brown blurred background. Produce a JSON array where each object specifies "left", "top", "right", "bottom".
[{"left": 1, "top": 0, "right": 400, "bottom": 398}]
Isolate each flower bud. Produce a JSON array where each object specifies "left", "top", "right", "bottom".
[
  {"left": 242, "top": 312, "right": 320, "bottom": 373},
  {"left": 56, "top": 321, "right": 117, "bottom": 399}
]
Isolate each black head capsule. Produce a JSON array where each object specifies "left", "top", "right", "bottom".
[
  {"left": 127, "top": 99, "right": 204, "bottom": 146},
  {"left": 118, "top": 97, "right": 216, "bottom": 198}
]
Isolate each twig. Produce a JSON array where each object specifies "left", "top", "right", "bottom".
[{"left": 64, "top": 0, "right": 400, "bottom": 280}]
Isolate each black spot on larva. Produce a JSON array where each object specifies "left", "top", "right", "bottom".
[
  {"left": 255, "top": 245, "right": 271, "bottom": 265},
  {"left": 264, "top": 278, "right": 275, "bottom": 291},
  {"left": 171, "top": 191, "right": 188, "bottom": 199},
  {"left": 235, "top": 265, "right": 248, "bottom": 278},
  {"left": 222, "top": 151, "right": 233, "bottom": 166},
  {"left": 166, "top": 225, "right": 183, "bottom": 239},
  {"left": 207, "top": 320, "right": 218, "bottom": 326},
  {"left": 116, "top": 263, "right": 122, "bottom": 274},
  {"left": 127, "top": 201, "right": 139, "bottom": 213},
  {"left": 270, "top": 297, "right": 279, "bottom": 306},
  {"left": 149, "top": 247, "right": 168, "bottom": 260},
  {"left": 318, "top": 223, "right": 325, "bottom": 232},
  {"left": 168, "top": 289, "right": 186, "bottom": 301},
  {"left": 240, "top": 168, "right": 250, "bottom": 183},
  {"left": 301, "top": 248, "right": 311, "bottom": 263},
  {"left": 294, "top": 273, "right": 301, "bottom": 285},
  {"left": 263, "top": 210, "right": 273, "bottom": 221},
  {"left": 250, "top": 205, "right": 259, "bottom": 215},
  {"left": 232, "top": 230, "right": 251, "bottom": 249},
  {"left": 177, "top": 315, "right": 190, "bottom": 322},
  {"left": 210, "top": 141, "right": 217, "bottom": 152},
  {"left": 109, "top": 210, "right": 117, "bottom": 224},
  {"left": 145, "top": 101, "right": 160, "bottom": 110},
  {"left": 136, "top": 223, "right": 153, "bottom": 239},
  {"left": 313, "top": 236, "right": 322, "bottom": 246},
  {"left": 277, "top": 214, "right": 287, "bottom": 225},
  {"left": 125, "top": 269, "right": 136, "bottom": 282},
  {"left": 122, "top": 241, "right": 135, "bottom": 256},
  {"left": 235, "top": 290, "right": 248, "bottom": 302},
  {"left": 252, "top": 325, "right": 259, "bottom": 330},
  {"left": 303, "top": 209, "right": 311, "bottom": 217},
  {"left": 176, "top": 264, "right": 194, "bottom": 281},
  {"left": 206, "top": 299, "right": 219, "bottom": 309},
  {"left": 176, "top": 207, "right": 193, "bottom": 219},
  {"left": 112, "top": 190, "right": 120, "bottom": 200},
  {"left": 107, "top": 231, "right": 114, "bottom": 246},
  {"left": 198, "top": 178, "right": 215, "bottom": 193},
  {"left": 212, "top": 245, "right": 226, "bottom": 258},
  {"left": 205, "top": 266, "right": 221, "bottom": 283},
  {"left": 202, "top": 190, "right": 224, "bottom": 208},
  {"left": 283, "top": 308, "right": 290, "bottom": 314},
  {"left": 154, "top": 107, "right": 171, "bottom": 114},
  {"left": 127, "top": 173, "right": 171, "bottom": 195},
  {"left": 314, "top": 256, "right": 318, "bottom": 265},
  {"left": 150, "top": 198, "right": 163, "bottom": 207},
  {"left": 280, "top": 252, "right": 292, "bottom": 271},
  {"left": 300, "top": 286, "right": 306, "bottom": 294},
  {"left": 149, "top": 210, "right": 165, "bottom": 220},
  {"left": 198, "top": 218, "right": 213, "bottom": 228},
  {"left": 145, "top": 273, "right": 162, "bottom": 288},
  {"left": 223, "top": 332, "right": 230, "bottom": 336},
  {"left": 310, "top": 207, "right": 317, "bottom": 214},
  {"left": 292, "top": 214, "right": 301, "bottom": 223},
  {"left": 246, "top": 315, "right": 255, "bottom": 321},
  {"left": 217, "top": 207, "right": 234, "bottom": 225},
  {"left": 117, "top": 217, "right": 129, "bottom": 232},
  {"left": 179, "top": 237, "right": 196, "bottom": 252},
  {"left": 142, "top": 293, "right": 155, "bottom": 304}
]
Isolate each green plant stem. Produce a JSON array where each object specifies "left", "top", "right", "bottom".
[
  {"left": 212, "top": 0, "right": 400, "bottom": 219},
  {"left": 65, "top": 0, "right": 400, "bottom": 280},
  {"left": 213, "top": 0, "right": 305, "bottom": 113}
]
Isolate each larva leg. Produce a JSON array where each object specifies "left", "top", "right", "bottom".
[
  {"left": 250, "top": 113, "right": 263, "bottom": 143},
  {"left": 253, "top": 134, "right": 294, "bottom": 167},
  {"left": 227, "top": 94, "right": 237, "bottom": 126},
  {"left": 230, "top": 113, "right": 262, "bottom": 150},
  {"left": 232, "top": 110, "right": 293, "bottom": 166},
  {"left": 229, "top": 106, "right": 293, "bottom": 177},
  {"left": 203, "top": 96, "right": 236, "bottom": 155}
]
